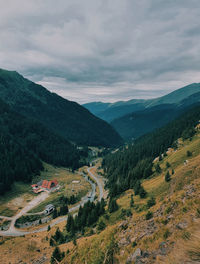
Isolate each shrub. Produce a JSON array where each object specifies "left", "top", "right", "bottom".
[
  {"left": 187, "top": 150, "right": 192, "bottom": 157},
  {"left": 163, "top": 229, "right": 170, "bottom": 239},
  {"left": 97, "top": 220, "right": 106, "bottom": 231},
  {"left": 139, "top": 186, "right": 147, "bottom": 198},
  {"left": 146, "top": 211, "right": 153, "bottom": 220},
  {"left": 147, "top": 197, "right": 156, "bottom": 209}
]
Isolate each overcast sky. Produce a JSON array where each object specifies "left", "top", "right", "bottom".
[{"left": 0, "top": 0, "right": 200, "bottom": 103}]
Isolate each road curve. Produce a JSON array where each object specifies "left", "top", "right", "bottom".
[
  {"left": 87, "top": 166, "right": 103, "bottom": 201},
  {"left": 0, "top": 167, "right": 103, "bottom": 237}
]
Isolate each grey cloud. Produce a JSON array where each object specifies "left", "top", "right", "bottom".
[{"left": 0, "top": 0, "right": 200, "bottom": 103}]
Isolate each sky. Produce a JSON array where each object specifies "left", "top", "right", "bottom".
[{"left": 0, "top": 0, "right": 200, "bottom": 103}]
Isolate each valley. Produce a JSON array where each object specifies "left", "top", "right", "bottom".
[
  {"left": 0, "top": 69, "right": 200, "bottom": 264},
  {"left": 0, "top": 161, "right": 106, "bottom": 237},
  {"left": 1, "top": 1, "right": 200, "bottom": 263}
]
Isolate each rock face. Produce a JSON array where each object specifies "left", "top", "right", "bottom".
[
  {"left": 126, "top": 248, "right": 142, "bottom": 263},
  {"left": 176, "top": 221, "right": 188, "bottom": 230}
]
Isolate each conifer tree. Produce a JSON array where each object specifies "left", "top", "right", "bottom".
[
  {"left": 130, "top": 194, "right": 134, "bottom": 207},
  {"left": 165, "top": 171, "right": 171, "bottom": 182},
  {"left": 51, "top": 247, "right": 64, "bottom": 264},
  {"left": 108, "top": 198, "right": 118, "bottom": 213}
]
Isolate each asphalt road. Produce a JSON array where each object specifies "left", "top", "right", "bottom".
[
  {"left": 87, "top": 167, "right": 103, "bottom": 201},
  {"left": 0, "top": 166, "right": 102, "bottom": 237}
]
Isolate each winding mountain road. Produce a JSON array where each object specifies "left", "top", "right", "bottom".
[
  {"left": 0, "top": 166, "right": 104, "bottom": 237},
  {"left": 87, "top": 167, "right": 103, "bottom": 201}
]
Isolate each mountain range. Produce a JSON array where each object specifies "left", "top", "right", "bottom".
[
  {"left": 0, "top": 68, "right": 122, "bottom": 194},
  {"left": 84, "top": 83, "right": 200, "bottom": 140},
  {"left": 83, "top": 83, "right": 200, "bottom": 122},
  {"left": 0, "top": 69, "right": 122, "bottom": 147}
]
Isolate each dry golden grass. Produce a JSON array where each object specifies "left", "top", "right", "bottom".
[{"left": 1, "top": 134, "right": 200, "bottom": 264}]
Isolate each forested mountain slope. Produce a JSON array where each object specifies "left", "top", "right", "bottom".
[
  {"left": 83, "top": 83, "right": 200, "bottom": 122},
  {"left": 111, "top": 99, "right": 200, "bottom": 140},
  {"left": 0, "top": 99, "right": 82, "bottom": 195},
  {"left": 62, "top": 128, "right": 200, "bottom": 264},
  {"left": 103, "top": 103, "right": 200, "bottom": 198},
  {"left": 0, "top": 69, "right": 122, "bottom": 147}
]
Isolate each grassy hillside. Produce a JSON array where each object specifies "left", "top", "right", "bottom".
[
  {"left": 61, "top": 128, "right": 200, "bottom": 264},
  {"left": 0, "top": 69, "right": 122, "bottom": 147},
  {"left": 0, "top": 132, "right": 200, "bottom": 263}
]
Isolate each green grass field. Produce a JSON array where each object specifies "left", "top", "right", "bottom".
[{"left": 0, "top": 163, "right": 90, "bottom": 217}]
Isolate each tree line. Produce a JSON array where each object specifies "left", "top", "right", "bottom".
[
  {"left": 0, "top": 99, "right": 86, "bottom": 195},
  {"left": 103, "top": 103, "right": 200, "bottom": 198}
]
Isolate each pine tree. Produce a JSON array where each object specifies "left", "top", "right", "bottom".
[
  {"left": 139, "top": 186, "right": 147, "bottom": 198},
  {"left": 49, "top": 237, "right": 55, "bottom": 247},
  {"left": 165, "top": 171, "right": 171, "bottom": 182},
  {"left": 60, "top": 205, "right": 68, "bottom": 216},
  {"left": 108, "top": 198, "right": 118, "bottom": 213},
  {"left": 51, "top": 246, "right": 64, "bottom": 264},
  {"left": 133, "top": 181, "right": 141, "bottom": 195},
  {"left": 130, "top": 194, "right": 134, "bottom": 207},
  {"left": 52, "top": 208, "right": 58, "bottom": 219},
  {"left": 97, "top": 220, "right": 106, "bottom": 231},
  {"left": 66, "top": 214, "right": 73, "bottom": 232},
  {"left": 54, "top": 228, "right": 62, "bottom": 242},
  {"left": 155, "top": 163, "right": 161, "bottom": 173}
]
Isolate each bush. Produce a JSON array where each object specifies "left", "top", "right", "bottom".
[
  {"left": 139, "top": 186, "right": 147, "bottom": 198},
  {"left": 97, "top": 220, "right": 106, "bottom": 231},
  {"left": 163, "top": 229, "right": 170, "bottom": 239},
  {"left": 132, "top": 241, "right": 137, "bottom": 248},
  {"left": 145, "top": 211, "right": 153, "bottom": 220},
  {"left": 120, "top": 209, "right": 132, "bottom": 219},
  {"left": 147, "top": 197, "right": 156, "bottom": 209}
]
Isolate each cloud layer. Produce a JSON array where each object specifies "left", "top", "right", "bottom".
[{"left": 0, "top": 0, "right": 200, "bottom": 103}]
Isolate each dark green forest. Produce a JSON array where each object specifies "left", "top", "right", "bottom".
[
  {"left": 103, "top": 103, "right": 200, "bottom": 198},
  {"left": 111, "top": 92, "right": 200, "bottom": 140},
  {"left": 0, "top": 69, "right": 122, "bottom": 147},
  {"left": 0, "top": 99, "right": 82, "bottom": 195}
]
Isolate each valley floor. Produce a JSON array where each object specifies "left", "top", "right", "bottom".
[
  {"left": 0, "top": 161, "right": 107, "bottom": 263},
  {"left": 1, "top": 134, "right": 200, "bottom": 263}
]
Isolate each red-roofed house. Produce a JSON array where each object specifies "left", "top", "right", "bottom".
[{"left": 31, "top": 179, "right": 58, "bottom": 193}]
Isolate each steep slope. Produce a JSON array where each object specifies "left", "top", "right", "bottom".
[
  {"left": 83, "top": 99, "right": 147, "bottom": 122},
  {"left": 83, "top": 83, "right": 200, "bottom": 122},
  {"left": 0, "top": 98, "right": 82, "bottom": 195},
  {"left": 61, "top": 113, "right": 200, "bottom": 264},
  {"left": 111, "top": 104, "right": 177, "bottom": 139},
  {"left": 111, "top": 100, "right": 200, "bottom": 140},
  {"left": 103, "top": 103, "right": 200, "bottom": 197},
  {"left": 0, "top": 69, "right": 122, "bottom": 147},
  {"left": 1, "top": 123, "right": 200, "bottom": 263}
]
